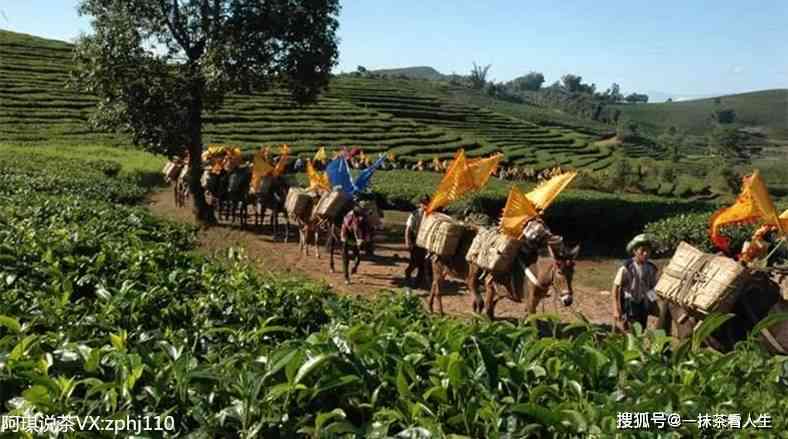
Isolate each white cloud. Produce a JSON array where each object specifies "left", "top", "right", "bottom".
[{"left": 731, "top": 65, "right": 744, "bottom": 74}]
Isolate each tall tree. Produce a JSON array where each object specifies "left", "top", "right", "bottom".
[
  {"left": 560, "top": 74, "right": 582, "bottom": 93},
  {"left": 469, "top": 62, "right": 491, "bottom": 89},
  {"left": 71, "top": 0, "right": 340, "bottom": 223},
  {"left": 512, "top": 71, "right": 544, "bottom": 91},
  {"left": 605, "top": 83, "right": 622, "bottom": 102}
]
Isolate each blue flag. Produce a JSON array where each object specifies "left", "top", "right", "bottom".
[
  {"left": 353, "top": 155, "right": 386, "bottom": 193},
  {"left": 327, "top": 154, "right": 387, "bottom": 195},
  {"left": 326, "top": 157, "right": 355, "bottom": 194}
]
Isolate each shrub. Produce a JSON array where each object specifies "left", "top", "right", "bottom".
[{"left": 644, "top": 211, "right": 756, "bottom": 256}]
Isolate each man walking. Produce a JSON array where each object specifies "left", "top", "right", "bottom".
[{"left": 340, "top": 205, "right": 370, "bottom": 285}]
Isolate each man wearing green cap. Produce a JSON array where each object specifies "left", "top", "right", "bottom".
[{"left": 613, "top": 234, "right": 660, "bottom": 331}]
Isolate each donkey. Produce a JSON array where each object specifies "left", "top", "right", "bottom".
[
  {"left": 173, "top": 165, "right": 190, "bottom": 208},
  {"left": 296, "top": 214, "right": 323, "bottom": 257},
  {"left": 204, "top": 170, "right": 229, "bottom": 215},
  {"left": 658, "top": 271, "right": 788, "bottom": 354},
  {"left": 427, "top": 225, "right": 483, "bottom": 315},
  {"left": 479, "top": 243, "right": 580, "bottom": 320},
  {"left": 222, "top": 166, "right": 252, "bottom": 228},
  {"left": 428, "top": 223, "right": 580, "bottom": 319},
  {"left": 251, "top": 176, "right": 291, "bottom": 239},
  {"left": 290, "top": 190, "right": 325, "bottom": 257}
]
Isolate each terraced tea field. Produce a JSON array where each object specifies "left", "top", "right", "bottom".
[
  {"left": 1, "top": 29, "right": 620, "bottom": 172},
  {"left": 328, "top": 79, "right": 616, "bottom": 169}
]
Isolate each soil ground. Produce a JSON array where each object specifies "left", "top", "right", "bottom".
[{"left": 147, "top": 188, "right": 662, "bottom": 327}]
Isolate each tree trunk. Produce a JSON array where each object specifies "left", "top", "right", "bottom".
[{"left": 187, "top": 80, "right": 216, "bottom": 225}]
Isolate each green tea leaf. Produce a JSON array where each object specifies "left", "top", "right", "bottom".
[
  {"left": 294, "top": 354, "right": 334, "bottom": 385},
  {"left": 0, "top": 315, "right": 21, "bottom": 333}
]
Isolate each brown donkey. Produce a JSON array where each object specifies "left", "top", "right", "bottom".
[
  {"left": 481, "top": 244, "right": 580, "bottom": 319},
  {"left": 428, "top": 226, "right": 580, "bottom": 319}
]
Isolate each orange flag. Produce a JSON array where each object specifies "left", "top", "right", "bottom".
[
  {"left": 526, "top": 171, "right": 578, "bottom": 211},
  {"left": 426, "top": 150, "right": 503, "bottom": 214},
  {"left": 468, "top": 153, "right": 503, "bottom": 189},
  {"left": 500, "top": 186, "right": 539, "bottom": 238},
  {"left": 709, "top": 170, "right": 785, "bottom": 252},
  {"left": 251, "top": 149, "right": 275, "bottom": 192},
  {"left": 314, "top": 146, "right": 327, "bottom": 162},
  {"left": 781, "top": 209, "right": 788, "bottom": 232},
  {"left": 307, "top": 160, "right": 330, "bottom": 191},
  {"left": 272, "top": 147, "right": 290, "bottom": 177}
]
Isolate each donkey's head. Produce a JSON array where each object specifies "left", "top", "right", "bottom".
[{"left": 547, "top": 242, "right": 580, "bottom": 307}]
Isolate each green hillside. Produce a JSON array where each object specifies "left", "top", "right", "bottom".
[
  {"left": 370, "top": 66, "right": 447, "bottom": 80},
  {"left": 1, "top": 29, "right": 620, "bottom": 171},
  {"left": 613, "top": 89, "right": 788, "bottom": 140}
]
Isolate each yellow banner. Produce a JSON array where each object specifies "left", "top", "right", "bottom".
[
  {"left": 272, "top": 153, "right": 289, "bottom": 177},
  {"left": 314, "top": 147, "right": 327, "bottom": 162},
  {"left": 500, "top": 186, "right": 539, "bottom": 238},
  {"left": 426, "top": 151, "right": 503, "bottom": 214},
  {"left": 526, "top": 171, "right": 577, "bottom": 211},
  {"left": 307, "top": 160, "right": 330, "bottom": 191},
  {"left": 468, "top": 153, "right": 503, "bottom": 189},
  {"left": 251, "top": 150, "right": 274, "bottom": 192},
  {"left": 709, "top": 170, "right": 785, "bottom": 252},
  {"left": 781, "top": 209, "right": 788, "bottom": 232}
]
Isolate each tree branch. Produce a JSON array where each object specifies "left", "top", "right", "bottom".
[
  {"left": 158, "top": 0, "right": 190, "bottom": 54},
  {"left": 200, "top": 0, "right": 210, "bottom": 43},
  {"left": 211, "top": 0, "right": 222, "bottom": 42}
]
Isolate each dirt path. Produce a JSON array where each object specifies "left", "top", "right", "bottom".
[{"left": 147, "top": 189, "right": 619, "bottom": 325}]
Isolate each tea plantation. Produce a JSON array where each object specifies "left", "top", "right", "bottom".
[
  {"left": 1, "top": 29, "right": 618, "bottom": 171},
  {"left": 1, "top": 147, "right": 787, "bottom": 438}
]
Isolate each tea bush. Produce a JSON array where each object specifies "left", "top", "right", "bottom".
[{"left": 0, "top": 151, "right": 146, "bottom": 203}]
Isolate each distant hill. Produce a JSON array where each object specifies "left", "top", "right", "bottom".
[
  {"left": 613, "top": 89, "right": 788, "bottom": 140},
  {"left": 370, "top": 66, "right": 447, "bottom": 81},
  {"left": 0, "top": 29, "right": 619, "bottom": 172},
  {"left": 645, "top": 90, "right": 718, "bottom": 103}
]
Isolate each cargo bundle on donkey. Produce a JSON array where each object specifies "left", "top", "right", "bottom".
[{"left": 656, "top": 170, "right": 788, "bottom": 354}]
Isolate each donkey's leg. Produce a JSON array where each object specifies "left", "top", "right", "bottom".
[
  {"left": 284, "top": 212, "right": 291, "bottom": 243},
  {"left": 253, "top": 199, "right": 261, "bottom": 229},
  {"left": 351, "top": 243, "right": 361, "bottom": 275},
  {"left": 428, "top": 261, "right": 440, "bottom": 314},
  {"left": 269, "top": 207, "right": 276, "bottom": 237},
  {"left": 329, "top": 232, "right": 337, "bottom": 273},
  {"left": 285, "top": 212, "right": 290, "bottom": 244},
  {"left": 484, "top": 277, "right": 497, "bottom": 320},
  {"left": 309, "top": 224, "right": 320, "bottom": 259},
  {"left": 298, "top": 226, "right": 306, "bottom": 255},
  {"left": 467, "top": 265, "right": 484, "bottom": 314},
  {"left": 436, "top": 270, "right": 445, "bottom": 316},
  {"left": 325, "top": 224, "right": 333, "bottom": 255},
  {"left": 342, "top": 240, "right": 352, "bottom": 284}
]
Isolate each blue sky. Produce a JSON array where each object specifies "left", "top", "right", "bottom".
[{"left": 2, "top": 0, "right": 786, "bottom": 98}]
